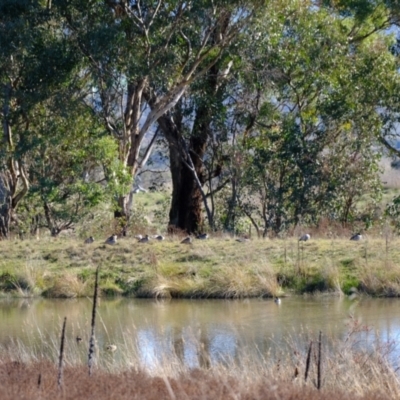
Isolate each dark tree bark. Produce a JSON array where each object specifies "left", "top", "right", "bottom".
[
  {"left": 0, "top": 85, "right": 30, "bottom": 239},
  {"left": 0, "top": 171, "right": 29, "bottom": 239},
  {"left": 156, "top": 59, "right": 227, "bottom": 233},
  {"left": 141, "top": 10, "right": 241, "bottom": 234},
  {"left": 171, "top": 107, "right": 209, "bottom": 233},
  {"left": 157, "top": 101, "right": 213, "bottom": 234},
  {"left": 0, "top": 196, "right": 12, "bottom": 239}
]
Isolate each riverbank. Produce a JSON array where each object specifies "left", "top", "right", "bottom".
[{"left": 0, "top": 235, "right": 399, "bottom": 298}]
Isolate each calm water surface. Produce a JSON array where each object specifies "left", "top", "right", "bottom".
[{"left": 0, "top": 296, "right": 399, "bottom": 368}]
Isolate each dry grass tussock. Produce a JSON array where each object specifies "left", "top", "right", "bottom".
[
  {"left": 43, "top": 273, "right": 90, "bottom": 298},
  {"left": 141, "top": 262, "right": 279, "bottom": 298},
  {"left": 205, "top": 262, "right": 280, "bottom": 298}
]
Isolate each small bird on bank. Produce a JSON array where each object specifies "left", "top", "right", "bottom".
[
  {"left": 154, "top": 235, "right": 165, "bottom": 241},
  {"left": 106, "top": 344, "right": 117, "bottom": 352},
  {"left": 274, "top": 297, "right": 281, "bottom": 305},
  {"left": 350, "top": 233, "right": 362, "bottom": 241},
  {"left": 138, "top": 235, "right": 150, "bottom": 243},
  {"left": 181, "top": 236, "right": 192, "bottom": 244},
  {"left": 196, "top": 233, "right": 208, "bottom": 240},
  {"left": 84, "top": 236, "right": 94, "bottom": 244},
  {"left": 105, "top": 234, "right": 118, "bottom": 245},
  {"left": 298, "top": 234, "right": 310, "bottom": 242}
]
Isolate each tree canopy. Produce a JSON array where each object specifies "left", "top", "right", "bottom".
[{"left": 1, "top": 0, "right": 400, "bottom": 238}]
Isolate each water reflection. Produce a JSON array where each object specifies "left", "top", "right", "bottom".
[{"left": 1, "top": 296, "right": 400, "bottom": 368}]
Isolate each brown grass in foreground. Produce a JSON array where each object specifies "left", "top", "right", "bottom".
[{"left": 0, "top": 360, "right": 391, "bottom": 400}]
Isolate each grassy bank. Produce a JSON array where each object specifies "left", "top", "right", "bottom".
[{"left": 0, "top": 234, "right": 399, "bottom": 298}]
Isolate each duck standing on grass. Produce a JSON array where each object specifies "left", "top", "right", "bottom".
[
  {"left": 138, "top": 235, "right": 150, "bottom": 243},
  {"left": 154, "top": 235, "right": 165, "bottom": 241},
  {"left": 181, "top": 236, "right": 192, "bottom": 244},
  {"left": 84, "top": 236, "right": 94, "bottom": 244},
  {"left": 105, "top": 234, "right": 117, "bottom": 245},
  {"left": 298, "top": 234, "right": 310, "bottom": 242},
  {"left": 350, "top": 233, "right": 362, "bottom": 241},
  {"left": 196, "top": 233, "right": 209, "bottom": 240}
]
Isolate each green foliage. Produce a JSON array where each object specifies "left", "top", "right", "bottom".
[
  {"left": 0, "top": 0, "right": 92, "bottom": 236},
  {"left": 0, "top": 271, "right": 19, "bottom": 291},
  {"left": 341, "top": 277, "right": 361, "bottom": 294},
  {"left": 127, "top": 203, "right": 150, "bottom": 234},
  {"left": 1, "top": 0, "right": 400, "bottom": 237},
  {"left": 18, "top": 100, "right": 128, "bottom": 234},
  {"left": 117, "top": 276, "right": 147, "bottom": 296},
  {"left": 152, "top": 192, "right": 172, "bottom": 229},
  {"left": 225, "top": 0, "right": 399, "bottom": 235},
  {"left": 100, "top": 281, "right": 124, "bottom": 296},
  {"left": 385, "top": 196, "right": 400, "bottom": 231}
]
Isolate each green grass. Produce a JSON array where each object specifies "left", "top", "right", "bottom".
[{"left": 1, "top": 234, "right": 400, "bottom": 298}]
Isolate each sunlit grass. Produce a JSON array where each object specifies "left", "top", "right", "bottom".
[{"left": 1, "top": 234, "right": 400, "bottom": 298}]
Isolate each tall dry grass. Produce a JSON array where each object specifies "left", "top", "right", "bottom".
[
  {"left": 0, "top": 360, "right": 368, "bottom": 400},
  {"left": 0, "top": 330, "right": 399, "bottom": 399},
  {"left": 0, "top": 317, "right": 400, "bottom": 399}
]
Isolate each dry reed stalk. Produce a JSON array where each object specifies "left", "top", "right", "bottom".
[
  {"left": 297, "top": 240, "right": 300, "bottom": 273},
  {"left": 304, "top": 341, "right": 312, "bottom": 382},
  {"left": 317, "top": 331, "right": 322, "bottom": 390},
  {"left": 58, "top": 316, "right": 67, "bottom": 389},
  {"left": 284, "top": 240, "right": 287, "bottom": 267},
  {"left": 386, "top": 231, "right": 389, "bottom": 257},
  {"left": 384, "top": 221, "right": 391, "bottom": 269},
  {"left": 88, "top": 266, "right": 100, "bottom": 376}
]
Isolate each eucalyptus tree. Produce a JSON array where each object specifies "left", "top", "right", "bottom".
[
  {"left": 53, "top": 0, "right": 258, "bottom": 233},
  {"left": 155, "top": 56, "right": 235, "bottom": 233},
  {"left": 153, "top": 0, "right": 400, "bottom": 234},
  {"left": 0, "top": 0, "right": 79, "bottom": 238},
  {"left": 222, "top": 0, "right": 400, "bottom": 235},
  {"left": 340, "top": 1, "right": 400, "bottom": 225},
  {"left": 141, "top": 0, "right": 266, "bottom": 232},
  {"left": 20, "top": 100, "right": 126, "bottom": 237}
]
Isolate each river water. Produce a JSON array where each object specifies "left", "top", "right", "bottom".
[{"left": 0, "top": 296, "right": 399, "bottom": 369}]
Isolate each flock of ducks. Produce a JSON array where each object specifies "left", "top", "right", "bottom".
[
  {"left": 82, "top": 231, "right": 364, "bottom": 311},
  {"left": 180, "top": 233, "right": 209, "bottom": 244},
  {"left": 83, "top": 233, "right": 209, "bottom": 245},
  {"left": 84, "top": 232, "right": 363, "bottom": 245},
  {"left": 298, "top": 233, "right": 363, "bottom": 242}
]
